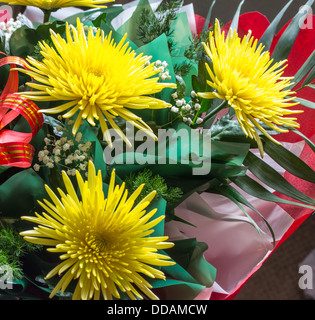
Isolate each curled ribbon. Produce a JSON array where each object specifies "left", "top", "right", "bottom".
[{"left": 0, "top": 53, "right": 44, "bottom": 168}]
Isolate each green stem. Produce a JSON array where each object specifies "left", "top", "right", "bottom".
[
  {"left": 295, "top": 80, "right": 315, "bottom": 92},
  {"left": 160, "top": 115, "right": 180, "bottom": 128},
  {"left": 43, "top": 10, "right": 51, "bottom": 23},
  {"left": 192, "top": 99, "right": 229, "bottom": 128}
]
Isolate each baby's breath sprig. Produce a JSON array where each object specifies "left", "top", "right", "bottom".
[
  {"left": 33, "top": 119, "right": 93, "bottom": 177},
  {"left": 153, "top": 60, "right": 172, "bottom": 81},
  {"left": 0, "top": 14, "right": 23, "bottom": 36},
  {"left": 170, "top": 90, "right": 203, "bottom": 126}
]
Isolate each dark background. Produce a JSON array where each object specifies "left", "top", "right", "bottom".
[
  {"left": 186, "top": 0, "right": 311, "bottom": 25},
  {"left": 2, "top": 0, "right": 313, "bottom": 27},
  {"left": 115, "top": 0, "right": 312, "bottom": 28}
]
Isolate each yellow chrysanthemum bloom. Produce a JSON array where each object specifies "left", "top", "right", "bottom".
[
  {"left": 20, "top": 161, "right": 175, "bottom": 300},
  {"left": 20, "top": 19, "right": 176, "bottom": 147},
  {"left": 198, "top": 20, "right": 302, "bottom": 156},
  {"left": 0, "top": 0, "right": 112, "bottom": 10}
]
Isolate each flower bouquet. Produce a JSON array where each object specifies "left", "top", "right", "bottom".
[{"left": 0, "top": 0, "right": 314, "bottom": 301}]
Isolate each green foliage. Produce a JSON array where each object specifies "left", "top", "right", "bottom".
[
  {"left": 137, "top": 0, "right": 183, "bottom": 52},
  {"left": 9, "top": 21, "right": 66, "bottom": 59},
  {"left": 157, "top": 0, "right": 183, "bottom": 13},
  {"left": 183, "top": 25, "right": 214, "bottom": 63},
  {"left": 174, "top": 60, "right": 193, "bottom": 77},
  {"left": 0, "top": 30, "right": 6, "bottom": 53},
  {"left": 31, "top": 39, "right": 54, "bottom": 62},
  {"left": 270, "top": 0, "right": 314, "bottom": 63},
  {"left": 125, "top": 169, "right": 183, "bottom": 206},
  {"left": 0, "top": 225, "right": 42, "bottom": 280}
]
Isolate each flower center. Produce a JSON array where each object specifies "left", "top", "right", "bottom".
[
  {"left": 85, "top": 65, "right": 104, "bottom": 79},
  {"left": 87, "top": 232, "right": 112, "bottom": 253},
  {"left": 90, "top": 70, "right": 104, "bottom": 78}
]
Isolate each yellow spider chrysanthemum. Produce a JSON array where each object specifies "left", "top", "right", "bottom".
[
  {"left": 20, "top": 19, "right": 176, "bottom": 147},
  {"left": 20, "top": 161, "right": 175, "bottom": 300},
  {"left": 0, "top": 0, "right": 112, "bottom": 10},
  {"left": 198, "top": 20, "right": 302, "bottom": 156}
]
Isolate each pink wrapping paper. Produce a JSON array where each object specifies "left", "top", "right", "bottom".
[{"left": 168, "top": 11, "right": 315, "bottom": 300}]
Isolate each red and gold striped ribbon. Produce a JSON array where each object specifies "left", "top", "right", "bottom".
[
  {"left": 0, "top": 94, "right": 44, "bottom": 140},
  {"left": 0, "top": 142, "right": 35, "bottom": 168},
  {"left": 0, "top": 54, "right": 43, "bottom": 168}
]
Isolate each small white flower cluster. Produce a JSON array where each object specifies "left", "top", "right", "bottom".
[
  {"left": 33, "top": 131, "right": 93, "bottom": 177},
  {"left": 83, "top": 24, "right": 98, "bottom": 34},
  {"left": 170, "top": 90, "right": 203, "bottom": 126},
  {"left": 153, "top": 60, "right": 172, "bottom": 81},
  {"left": 0, "top": 14, "right": 23, "bottom": 36}
]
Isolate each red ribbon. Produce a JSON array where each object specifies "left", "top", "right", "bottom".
[{"left": 0, "top": 53, "right": 44, "bottom": 168}]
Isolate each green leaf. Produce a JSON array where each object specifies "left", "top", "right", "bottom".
[
  {"left": 230, "top": 0, "right": 245, "bottom": 32},
  {"left": 232, "top": 174, "right": 315, "bottom": 210},
  {"left": 271, "top": 0, "right": 315, "bottom": 63},
  {"left": 284, "top": 126, "right": 315, "bottom": 153},
  {"left": 263, "top": 138, "right": 315, "bottom": 184},
  {"left": 165, "top": 238, "right": 216, "bottom": 288},
  {"left": 306, "top": 84, "right": 315, "bottom": 90},
  {"left": 244, "top": 152, "right": 315, "bottom": 206},
  {"left": 9, "top": 25, "right": 36, "bottom": 58},
  {"left": 212, "top": 185, "right": 276, "bottom": 246},
  {"left": 303, "top": 65, "right": 315, "bottom": 87},
  {"left": 90, "top": 12, "right": 107, "bottom": 28},
  {"left": 288, "top": 49, "right": 315, "bottom": 89},
  {"left": 210, "top": 115, "right": 282, "bottom": 148},
  {"left": 192, "top": 56, "right": 213, "bottom": 120},
  {"left": 202, "top": 0, "right": 216, "bottom": 32},
  {"left": 0, "top": 52, "right": 10, "bottom": 90},
  {"left": 158, "top": 256, "right": 198, "bottom": 285},
  {"left": 192, "top": 56, "right": 216, "bottom": 122},
  {"left": 169, "top": 213, "right": 197, "bottom": 227},
  {"left": 0, "top": 166, "right": 8, "bottom": 175},
  {"left": 258, "top": 0, "right": 293, "bottom": 51},
  {"left": 202, "top": 98, "right": 223, "bottom": 129},
  {"left": 9, "top": 21, "right": 66, "bottom": 58},
  {"left": 294, "top": 97, "right": 315, "bottom": 109},
  {"left": 0, "top": 169, "right": 48, "bottom": 220},
  {"left": 211, "top": 115, "right": 272, "bottom": 146},
  {"left": 211, "top": 188, "right": 262, "bottom": 235},
  {"left": 195, "top": 55, "right": 212, "bottom": 92},
  {"left": 151, "top": 239, "right": 216, "bottom": 299},
  {"left": 0, "top": 29, "right": 6, "bottom": 53}
]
